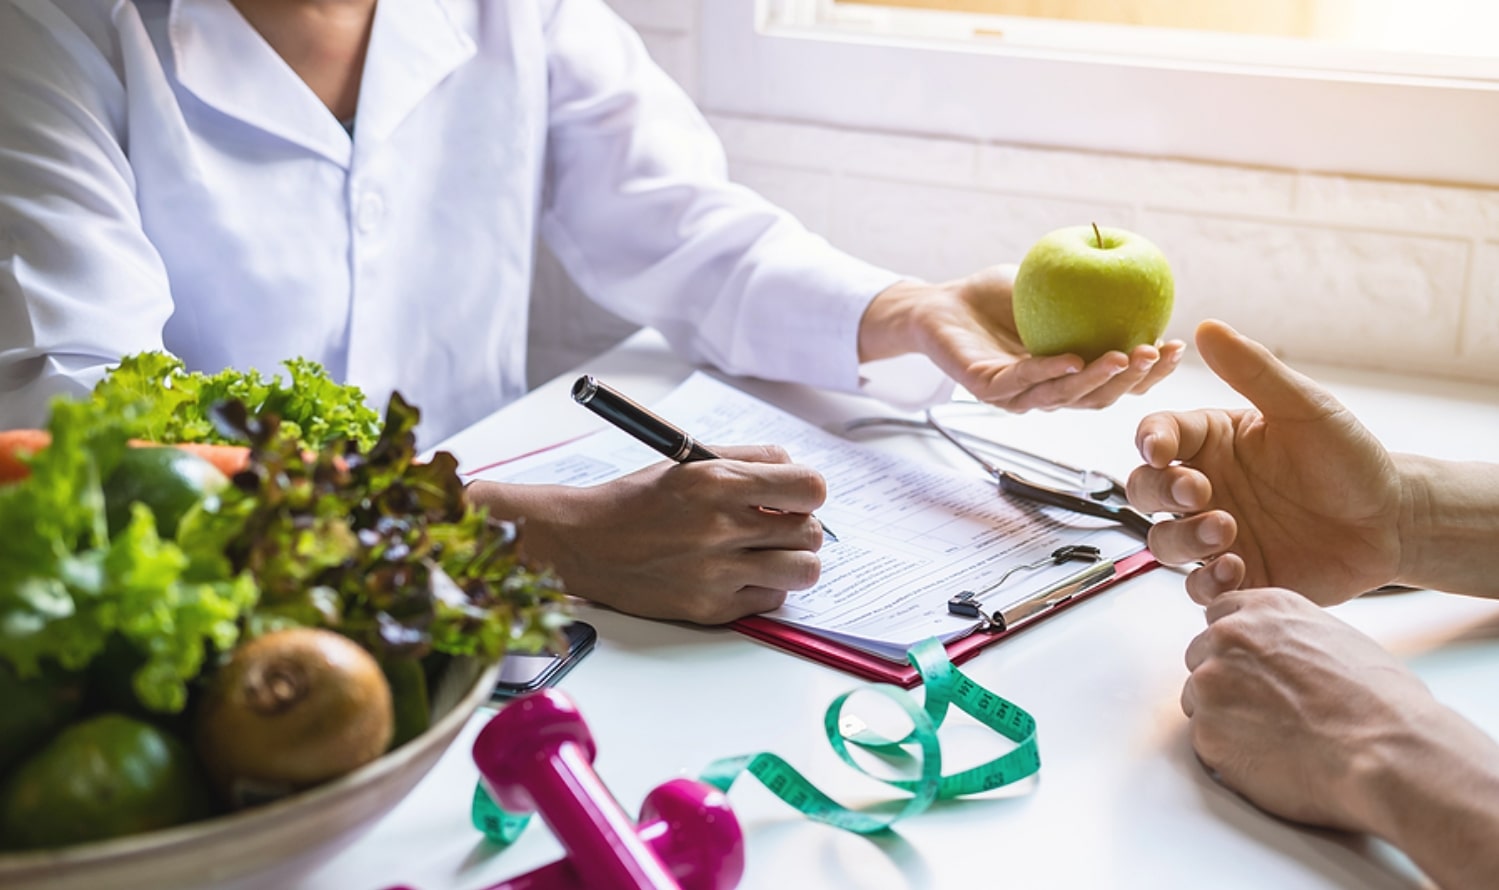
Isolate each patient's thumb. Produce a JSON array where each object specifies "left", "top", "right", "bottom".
[{"left": 1194, "top": 320, "right": 1329, "bottom": 418}]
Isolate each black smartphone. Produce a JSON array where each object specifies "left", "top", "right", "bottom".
[{"left": 490, "top": 620, "right": 597, "bottom": 700}]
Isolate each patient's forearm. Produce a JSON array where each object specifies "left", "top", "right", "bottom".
[
  {"left": 1394, "top": 455, "right": 1499, "bottom": 598},
  {"left": 1358, "top": 704, "right": 1499, "bottom": 890}
]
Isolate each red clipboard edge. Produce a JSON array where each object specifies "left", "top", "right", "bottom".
[
  {"left": 460, "top": 430, "right": 600, "bottom": 478},
  {"left": 730, "top": 549, "right": 1162, "bottom": 689}
]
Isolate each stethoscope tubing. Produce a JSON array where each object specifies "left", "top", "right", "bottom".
[{"left": 843, "top": 410, "right": 1151, "bottom": 540}]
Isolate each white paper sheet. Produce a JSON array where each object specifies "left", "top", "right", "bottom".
[{"left": 469, "top": 373, "right": 1143, "bottom": 661}]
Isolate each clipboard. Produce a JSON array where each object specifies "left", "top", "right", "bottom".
[
  {"left": 730, "top": 550, "right": 1160, "bottom": 689},
  {"left": 464, "top": 372, "right": 1162, "bottom": 688}
]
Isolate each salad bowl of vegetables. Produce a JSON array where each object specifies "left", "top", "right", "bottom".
[
  {"left": 0, "top": 356, "right": 570, "bottom": 889},
  {"left": 0, "top": 654, "right": 501, "bottom": 890}
]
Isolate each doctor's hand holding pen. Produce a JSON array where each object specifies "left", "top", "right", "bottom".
[
  {"left": 1123, "top": 318, "right": 1499, "bottom": 890},
  {"left": 466, "top": 444, "right": 827, "bottom": 626}
]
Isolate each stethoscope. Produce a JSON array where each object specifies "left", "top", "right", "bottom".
[{"left": 843, "top": 405, "right": 1156, "bottom": 540}]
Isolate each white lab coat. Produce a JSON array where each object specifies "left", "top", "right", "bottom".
[{"left": 0, "top": 0, "right": 909, "bottom": 445}]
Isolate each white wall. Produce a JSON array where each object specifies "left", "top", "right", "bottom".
[{"left": 528, "top": 0, "right": 1499, "bottom": 387}]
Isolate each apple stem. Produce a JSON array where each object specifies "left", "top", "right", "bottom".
[{"left": 1092, "top": 222, "right": 1104, "bottom": 249}]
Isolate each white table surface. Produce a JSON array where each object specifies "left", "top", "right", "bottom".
[{"left": 290, "top": 330, "right": 1499, "bottom": 890}]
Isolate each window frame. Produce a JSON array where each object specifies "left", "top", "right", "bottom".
[{"left": 698, "top": 0, "right": 1499, "bottom": 187}]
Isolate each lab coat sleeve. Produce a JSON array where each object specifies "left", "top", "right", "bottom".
[
  {"left": 536, "top": 0, "right": 949, "bottom": 404},
  {"left": 0, "top": 1, "right": 173, "bottom": 430}
]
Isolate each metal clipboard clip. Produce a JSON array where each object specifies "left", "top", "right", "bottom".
[{"left": 948, "top": 545, "right": 1117, "bottom": 633}]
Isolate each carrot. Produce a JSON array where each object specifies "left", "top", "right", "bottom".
[
  {"left": 155, "top": 442, "right": 252, "bottom": 478},
  {"left": 0, "top": 429, "right": 52, "bottom": 485},
  {"left": 0, "top": 431, "right": 251, "bottom": 485}
]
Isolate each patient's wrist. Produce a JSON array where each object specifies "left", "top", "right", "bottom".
[
  {"left": 1357, "top": 704, "right": 1499, "bottom": 889},
  {"left": 1392, "top": 454, "right": 1499, "bottom": 596}
]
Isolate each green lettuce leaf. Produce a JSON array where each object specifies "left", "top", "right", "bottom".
[
  {"left": 90, "top": 352, "right": 380, "bottom": 451},
  {"left": 0, "top": 399, "right": 258, "bottom": 713}
]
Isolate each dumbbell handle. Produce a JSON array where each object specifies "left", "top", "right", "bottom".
[
  {"left": 514, "top": 739, "right": 680, "bottom": 889},
  {"left": 488, "top": 821, "right": 670, "bottom": 890},
  {"left": 384, "top": 778, "right": 741, "bottom": 890},
  {"left": 473, "top": 690, "right": 725, "bottom": 890},
  {"left": 487, "top": 778, "right": 740, "bottom": 890}
]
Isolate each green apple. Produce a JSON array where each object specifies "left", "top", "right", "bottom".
[{"left": 1012, "top": 224, "right": 1174, "bottom": 362}]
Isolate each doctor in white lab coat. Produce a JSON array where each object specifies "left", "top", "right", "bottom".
[{"left": 0, "top": 0, "right": 1182, "bottom": 623}]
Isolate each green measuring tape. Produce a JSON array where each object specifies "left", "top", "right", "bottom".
[{"left": 470, "top": 637, "right": 1039, "bottom": 842}]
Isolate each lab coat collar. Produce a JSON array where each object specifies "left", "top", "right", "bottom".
[
  {"left": 355, "top": 0, "right": 476, "bottom": 148},
  {"left": 169, "top": 0, "right": 352, "bottom": 166},
  {"left": 168, "top": 0, "right": 475, "bottom": 168}
]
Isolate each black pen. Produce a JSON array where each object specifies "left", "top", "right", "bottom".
[{"left": 570, "top": 375, "right": 839, "bottom": 542}]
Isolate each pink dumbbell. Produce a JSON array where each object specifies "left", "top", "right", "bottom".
[{"left": 474, "top": 689, "right": 744, "bottom": 890}]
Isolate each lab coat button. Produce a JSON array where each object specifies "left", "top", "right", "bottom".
[{"left": 356, "top": 192, "right": 384, "bottom": 233}]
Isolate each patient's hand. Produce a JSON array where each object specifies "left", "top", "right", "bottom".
[
  {"left": 1182, "top": 585, "right": 1499, "bottom": 890},
  {"left": 1127, "top": 320, "right": 1402, "bottom": 605}
]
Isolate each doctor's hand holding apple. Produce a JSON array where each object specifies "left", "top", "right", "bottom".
[{"left": 858, "top": 222, "right": 1183, "bottom": 412}]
